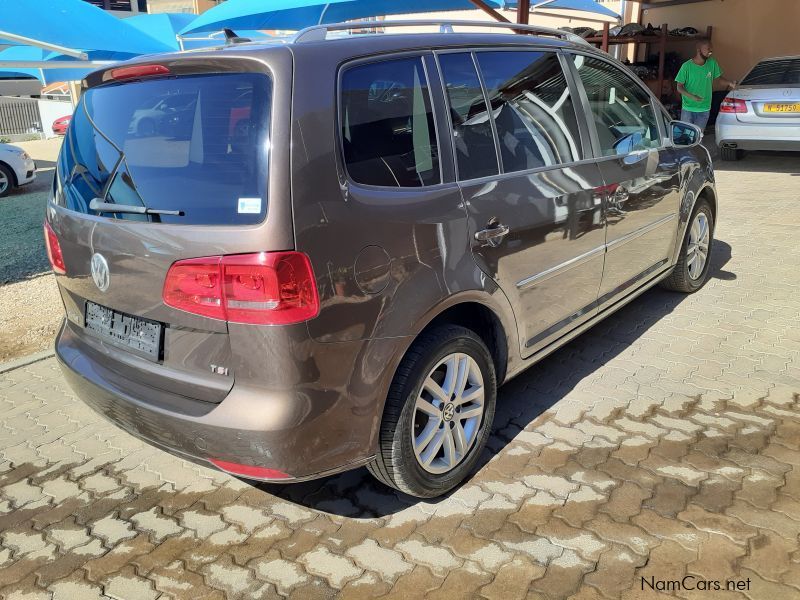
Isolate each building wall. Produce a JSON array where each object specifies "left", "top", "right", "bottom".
[
  {"left": 640, "top": 0, "right": 800, "bottom": 81},
  {"left": 147, "top": 0, "right": 217, "bottom": 14},
  {"left": 0, "top": 79, "right": 41, "bottom": 98},
  {"left": 82, "top": 0, "right": 145, "bottom": 16}
]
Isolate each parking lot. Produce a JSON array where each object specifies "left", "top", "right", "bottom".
[{"left": 1, "top": 143, "right": 799, "bottom": 599}]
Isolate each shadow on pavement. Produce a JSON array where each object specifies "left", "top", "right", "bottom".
[
  {"left": 713, "top": 150, "right": 800, "bottom": 174},
  {"left": 256, "top": 240, "right": 735, "bottom": 517}
]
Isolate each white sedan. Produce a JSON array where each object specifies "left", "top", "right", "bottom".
[
  {"left": 0, "top": 142, "right": 36, "bottom": 197},
  {"left": 716, "top": 56, "right": 800, "bottom": 161}
]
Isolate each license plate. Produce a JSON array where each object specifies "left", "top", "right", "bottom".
[
  {"left": 85, "top": 301, "right": 163, "bottom": 360},
  {"left": 764, "top": 103, "right": 800, "bottom": 113}
]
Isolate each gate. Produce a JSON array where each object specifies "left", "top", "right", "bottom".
[{"left": 0, "top": 97, "right": 43, "bottom": 137}]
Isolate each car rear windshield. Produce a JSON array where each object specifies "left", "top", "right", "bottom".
[
  {"left": 741, "top": 58, "right": 800, "bottom": 86},
  {"left": 56, "top": 72, "right": 271, "bottom": 225}
]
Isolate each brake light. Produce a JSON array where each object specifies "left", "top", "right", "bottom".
[
  {"left": 209, "top": 459, "right": 290, "bottom": 480},
  {"left": 163, "top": 252, "right": 319, "bottom": 325},
  {"left": 720, "top": 97, "right": 747, "bottom": 113},
  {"left": 111, "top": 64, "right": 171, "bottom": 81},
  {"left": 44, "top": 221, "right": 66, "bottom": 275}
]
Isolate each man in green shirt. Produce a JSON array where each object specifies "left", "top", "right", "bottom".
[{"left": 675, "top": 40, "right": 737, "bottom": 131}]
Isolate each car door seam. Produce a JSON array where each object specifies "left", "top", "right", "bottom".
[{"left": 606, "top": 213, "right": 677, "bottom": 252}]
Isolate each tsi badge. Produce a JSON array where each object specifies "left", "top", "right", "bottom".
[{"left": 90, "top": 253, "right": 110, "bottom": 292}]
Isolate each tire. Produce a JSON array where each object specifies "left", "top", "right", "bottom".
[
  {"left": 0, "top": 163, "right": 14, "bottom": 198},
  {"left": 661, "top": 198, "right": 714, "bottom": 293},
  {"left": 720, "top": 146, "right": 742, "bottom": 161},
  {"left": 367, "top": 325, "right": 497, "bottom": 498}
]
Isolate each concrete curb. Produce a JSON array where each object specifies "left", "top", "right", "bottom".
[{"left": 0, "top": 350, "right": 56, "bottom": 374}]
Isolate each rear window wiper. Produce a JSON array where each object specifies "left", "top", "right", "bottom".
[{"left": 89, "top": 198, "right": 184, "bottom": 216}]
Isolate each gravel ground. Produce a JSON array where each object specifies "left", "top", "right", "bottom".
[
  {"left": 0, "top": 138, "right": 64, "bottom": 362},
  {"left": 0, "top": 273, "right": 61, "bottom": 361}
]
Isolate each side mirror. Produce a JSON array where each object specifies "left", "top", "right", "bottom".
[{"left": 670, "top": 120, "right": 703, "bottom": 148}]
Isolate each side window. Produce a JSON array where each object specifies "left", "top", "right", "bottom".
[
  {"left": 475, "top": 51, "right": 582, "bottom": 173},
  {"left": 438, "top": 53, "right": 500, "bottom": 181},
  {"left": 572, "top": 55, "right": 661, "bottom": 157},
  {"left": 341, "top": 57, "right": 440, "bottom": 187}
]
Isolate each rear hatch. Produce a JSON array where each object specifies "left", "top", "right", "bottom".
[
  {"left": 49, "top": 54, "right": 291, "bottom": 407},
  {"left": 734, "top": 57, "right": 800, "bottom": 124}
]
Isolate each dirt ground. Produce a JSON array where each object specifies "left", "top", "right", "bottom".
[{"left": 0, "top": 138, "right": 63, "bottom": 362}]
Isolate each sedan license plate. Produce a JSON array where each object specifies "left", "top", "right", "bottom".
[
  {"left": 85, "top": 301, "right": 163, "bottom": 360},
  {"left": 764, "top": 102, "right": 800, "bottom": 113}
]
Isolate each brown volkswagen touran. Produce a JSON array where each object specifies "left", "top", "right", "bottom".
[{"left": 46, "top": 21, "right": 717, "bottom": 497}]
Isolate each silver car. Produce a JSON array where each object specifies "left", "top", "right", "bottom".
[{"left": 716, "top": 55, "right": 800, "bottom": 161}]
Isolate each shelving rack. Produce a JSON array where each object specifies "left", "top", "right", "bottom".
[{"left": 585, "top": 23, "right": 713, "bottom": 101}]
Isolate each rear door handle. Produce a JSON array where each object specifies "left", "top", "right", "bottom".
[{"left": 475, "top": 223, "right": 510, "bottom": 247}]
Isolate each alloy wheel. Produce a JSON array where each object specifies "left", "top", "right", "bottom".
[
  {"left": 687, "top": 212, "right": 710, "bottom": 280},
  {"left": 412, "top": 352, "right": 485, "bottom": 474},
  {"left": 0, "top": 170, "right": 8, "bottom": 195}
]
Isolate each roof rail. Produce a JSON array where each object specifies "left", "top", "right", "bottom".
[{"left": 293, "top": 19, "right": 592, "bottom": 47}]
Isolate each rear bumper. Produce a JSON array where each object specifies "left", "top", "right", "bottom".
[
  {"left": 55, "top": 319, "right": 380, "bottom": 482},
  {"left": 716, "top": 118, "right": 800, "bottom": 151}
]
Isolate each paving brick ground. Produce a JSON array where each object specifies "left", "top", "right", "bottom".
[{"left": 1, "top": 150, "right": 800, "bottom": 599}]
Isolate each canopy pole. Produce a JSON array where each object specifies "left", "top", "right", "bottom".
[
  {"left": 318, "top": 3, "right": 331, "bottom": 25},
  {"left": 0, "top": 61, "right": 114, "bottom": 69},
  {"left": 0, "top": 30, "right": 89, "bottom": 60},
  {"left": 517, "top": 0, "right": 530, "bottom": 24},
  {"left": 467, "top": 0, "right": 510, "bottom": 23}
]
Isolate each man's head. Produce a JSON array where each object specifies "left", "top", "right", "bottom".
[{"left": 696, "top": 40, "right": 713, "bottom": 60}]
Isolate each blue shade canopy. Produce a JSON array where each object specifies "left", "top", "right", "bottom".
[
  {"left": 125, "top": 13, "right": 198, "bottom": 50},
  {"left": 0, "top": 45, "right": 146, "bottom": 85},
  {"left": 181, "top": 0, "right": 506, "bottom": 36},
  {"left": 0, "top": 46, "right": 46, "bottom": 80},
  {"left": 0, "top": 0, "right": 173, "bottom": 55},
  {"left": 532, "top": 0, "right": 619, "bottom": 18}
]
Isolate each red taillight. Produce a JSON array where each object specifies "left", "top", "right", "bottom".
[
  {"left": 44, "top": 221, "right": 66, "bottom": 275},
  {"left": 209, "top": 459, "right": 291, "bottom": 480},
  {"left": 163, "top": 252, "right": 319, "bottom": 325},
  {"left": 111, "top": 64, "right": 171, "bottom": 81},
  {"left": 720, "top": 97, "right": 747, "bottom": 113}
]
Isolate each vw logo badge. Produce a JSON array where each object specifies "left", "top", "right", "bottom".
[{"left": 90, "top": 253, "right": 110, "bottom": 292}]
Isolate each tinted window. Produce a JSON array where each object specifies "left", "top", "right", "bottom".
[
  {"left": 573, "top": 55, "right": 661, "bottom": 157},
  {"left": 741, "top": 58, "right": 800, "bottom": 86},
  {"left": 341, "top": 57, "right": 440, "bottom": 187},
  {"left": 438, "top": 53, "right": 500, "bottom": 181},
  {"left": 476, "top": 51, "right": 582, "bottom": 172},
  {"left": 57, "top": 73, "right": 270, "bottom": 225}
]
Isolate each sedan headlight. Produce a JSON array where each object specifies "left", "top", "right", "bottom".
[{"left": 21, "top": 152, "right": 30, "bottom": 160}]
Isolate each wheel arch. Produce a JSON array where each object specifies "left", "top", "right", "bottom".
[
  {"left": 0, "top": 161, "right": 18, "bottom": 188},
  {"left": 417, "top": 299, "right": 510, "bottom": 385},
  {"left": 359, "top": 290, "right": 519, "bottom": 455}
]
